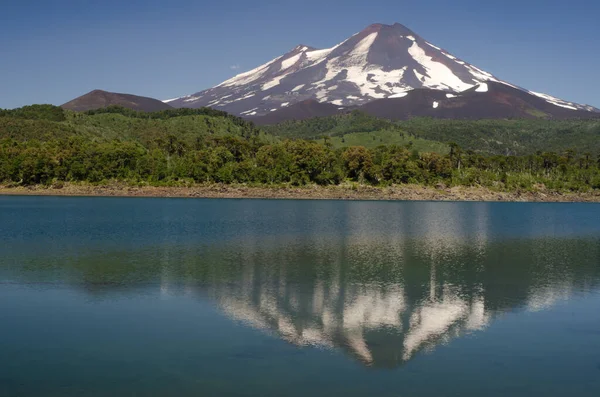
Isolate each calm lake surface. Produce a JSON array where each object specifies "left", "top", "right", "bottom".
[{"left": 1, "top": 197, "right": 600, "bottom": 397}]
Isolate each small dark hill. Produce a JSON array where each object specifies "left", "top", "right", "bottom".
[
  {"left": 251, "top": 100, "right": 345, "bottom": 125},
  {"left": 61, "top": 90, "right": 173, "bottom": 112}
]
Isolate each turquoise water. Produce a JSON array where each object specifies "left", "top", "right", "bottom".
[{"left": 1, "top": 197, "right": 599, "bottom": 397}]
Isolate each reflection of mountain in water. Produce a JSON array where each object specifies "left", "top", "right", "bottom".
[
  {"left": 214, "top": 279, "right": 491, "bottom": 366},
  {"left": 191, "top": 233, "right": 600, "bottom": 367},
  {"left": 5, "top": 201, "right": 600, "bottom": 368}
]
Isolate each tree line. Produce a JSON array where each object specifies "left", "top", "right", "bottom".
[
  {"left": 1, "top": 104, "right": 599, "bottom": 191},
  {"left": 1, "top": 133, "right": 599, "bottom": 191}
]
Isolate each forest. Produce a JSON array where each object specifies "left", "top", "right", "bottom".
[
  {"left": 1, "top": 105, "right": 599, "bottom": 192},
  {"left": 263, "top": 110, "right": 600, "bottom": 155}
]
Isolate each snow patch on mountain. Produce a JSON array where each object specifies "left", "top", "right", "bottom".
[
  {"left": 183, "top": 96, "right": 201, "bottom": 103},
  {"left": 240, "top": 107, "right": 259, "bottom": 115},
  {"left": 280, "top": 53, "right": 302, "bottom": 71},
  {"left": 475, "top": 83, "right": 489, "bottom": 92},
  {"left": 352, "top": 32, "right": 379, "bottom": 57},
  {"left": 218, "top": 56, "right": 283, "bottom": 88},
  {"left": 443, "top": 53, "right": 457, "bottom": 60},
  {"left": 307, "top": 31, "right": 409, "bottom": 100},
  {"left": 262, "top": 75, "right": 286, "bottom": 91},
  {"left": 407, "top": 42, "right": 473, "bottom": 91},
  {"left": 553, "top": 103, "right": 578, "bottom": 110},
  {"left": 305, "top": 48, "right": 334, "bottom": 63},
  {"left": 530, "top": 91, "right": 579, "bottom": 110},
  {"left": 425, "top": 42, "right": 442, "bottom": 51},
  {"left": 230, "top": 92, "right": 256, "bottom": 102}
]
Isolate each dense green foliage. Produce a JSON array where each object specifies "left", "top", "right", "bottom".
[
  {"left": 85, "top": 105, "right": 254, "bottom": 127},
  {"left": 1, "top": 105, "right": 599, "bottom": 192},
  {"left": 0, "top": 104, "right": 67, "bottom": 122},
  {"left": 263, "top": 110, "right": 448, "bottom": 152},
  {"left": 400, "top": 118, "right": 600, "bottom": 155},
  {"left": 262, "top": 110, "right": 394, "bottom": 139},
  {"left": 0, "top": 105, "right": 269, "bottom": 145},
  {"left": 264, "top": 111, "right": 600, "bottom": 156},
  {"left": 327, "top": 130, "right": 449, "bottom": 153}
]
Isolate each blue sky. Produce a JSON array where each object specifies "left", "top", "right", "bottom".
[{"left": 2, "top": 0, "right": 599, "bottom": 109}]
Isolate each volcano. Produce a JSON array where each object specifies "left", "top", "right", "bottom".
[{"left": 165, "top": 23, "right": 598, "bottom": 120}]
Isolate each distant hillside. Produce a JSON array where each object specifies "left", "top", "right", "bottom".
[
  {"left": 0, "top": 105, "right": 268, "bottom": 146},
  {"left": 252, "top": 100, "right": 345, "bottom": 125},
  {"left": 263, "top": 111, "right": 600, "bottom": 155},
  {"left": 61, "top": 90, "right": 174, "bottom": 112},
  {"left": 260, "top": 110, "right": 393, "bottom": 138},
  {"left": 399, "top": 118, "right": 600, "bottom": 155}
]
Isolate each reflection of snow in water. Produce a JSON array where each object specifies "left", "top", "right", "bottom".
[
  {"left": 217, "top": 282, "right": 407, "bottom": 364},
  {"left": 527, "top": 280, "right": 574, "bottom": 312},
  {"left": 196, "top": 240, "right": 583, "bottom": 367},
  {"left": 466, "top": 297, "right": 490, "bottom": 331},
  {"left": 403, "top": 287, "right": 490, "bottom": 361},
  {"left": 213, "top": 270, "right": 496, "bottom": 367},
  {"left": 404, "top": 296, "right": 467, "bottom": 360},
  {"left": 343, "top": 285, "right": 406, "bottom": 330}
]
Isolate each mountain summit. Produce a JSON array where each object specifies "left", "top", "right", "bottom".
[{"left": 166, "top": 23, "right": 597, "bottom": 117}]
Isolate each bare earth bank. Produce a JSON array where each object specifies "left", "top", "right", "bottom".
[{"left": 1, "top": 183, "right": 599, "bottom": 202}]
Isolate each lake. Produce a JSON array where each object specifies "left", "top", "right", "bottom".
[{"left": 1, "top": 196, "right": 599, "bottom": 397}]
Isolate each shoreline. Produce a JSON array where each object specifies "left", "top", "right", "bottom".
[{"left": 1, "top": 184, "right": 599, "bottom": 202}]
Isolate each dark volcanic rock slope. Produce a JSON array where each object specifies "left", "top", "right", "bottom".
[
  {"left": 253, "top": 82, "right": 600, "bottom": 124},
  {"left": 252, "top": 100, "right": 344, "bottom": 125},
  {"left": 62, "top": 90, "right": 173, "bottom": 112},
  {"left": 358, "top": 82, "right": 600, "bottom": 121},
  {"left": 167, "top": 23, "right": 598, "bottom": 117}
]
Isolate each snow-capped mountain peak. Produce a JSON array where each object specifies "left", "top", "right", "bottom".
[{"left": 166, "top": 23, "right": 597, "bottom": 116}]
